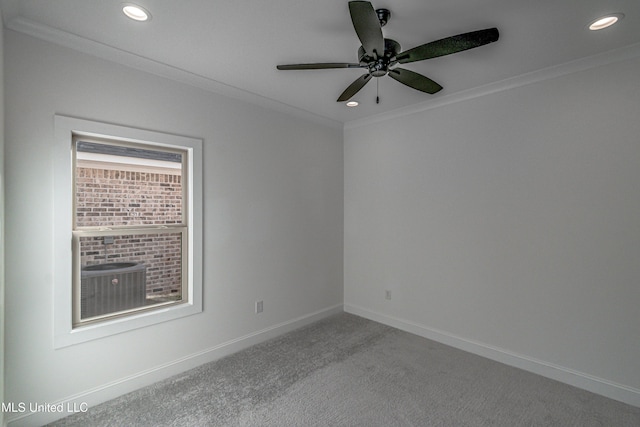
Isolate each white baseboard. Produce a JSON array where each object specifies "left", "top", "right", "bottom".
[
  {"left": 7, "top": 304, "right": 344, "bottom": 427},
  {"left": 344, "top": 304, "right": 640, "bottom": 408}
]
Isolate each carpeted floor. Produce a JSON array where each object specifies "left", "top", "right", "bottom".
[{"left": 50, "top": 313, "right": 640, "bottom": 426}]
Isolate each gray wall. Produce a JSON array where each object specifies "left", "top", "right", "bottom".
[
  {"left": 345, "top": 56, "right": 640, "bottom": 404},
  {"left": 1, "top": 11, "right": 6, "bottom": 427},
  {"left": 4, "top": 30, "right": 343, "bottom": 425}
]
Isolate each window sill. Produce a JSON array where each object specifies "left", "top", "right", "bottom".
[{"left": 55, "top": 300, "right": 201, "bottom": 348}]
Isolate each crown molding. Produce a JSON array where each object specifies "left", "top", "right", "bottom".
[
  {"left": 345, "top": 41, "right": 640, "bottom": 130},
  {"left": 7, "top": 16, "right": 640, "bottom": 133},
  {"left": 5, "top": 16, "right": 343, "bottom": 130}
]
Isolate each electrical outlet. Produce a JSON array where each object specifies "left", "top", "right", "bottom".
[
  {"left": 255, "top": 300, "right": 263, "bottom": 314},
  {"left": 385, "top": 290, "right": 392, "bottom": 300}
]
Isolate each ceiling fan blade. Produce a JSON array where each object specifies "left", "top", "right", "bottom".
[
  {"left": 337, "top": 73, "right": 372, "bottom": 102},
  {"left": 396, "top": 28, "right": 499, "bottom": 64},
  {"left": 277, "top": 63, "right": 362, "bottom": 70},
  {"left": 349, "top": 1, "right": 384, "bottom": 58},
  {"left": 388, "top": 68, "right": 443, "bottom": 94}
]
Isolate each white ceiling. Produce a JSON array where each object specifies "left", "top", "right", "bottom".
[{"left": 2, "top": 0, "right": 640, "bottom": 125}]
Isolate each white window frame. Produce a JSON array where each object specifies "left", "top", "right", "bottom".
[{"left": 54, "top": 115, "right": 203, "bottom": 348}]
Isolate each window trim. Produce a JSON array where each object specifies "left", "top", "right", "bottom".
[{"left": 54, "top": 115, "right": 203, "bottom": 348}]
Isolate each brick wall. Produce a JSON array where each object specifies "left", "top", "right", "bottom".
[
  {"left": 76, "top": 167, "right": 182, "bottom": 227},
  {"left": 76, "top": 166, "right": 183, "bottom": 298}
]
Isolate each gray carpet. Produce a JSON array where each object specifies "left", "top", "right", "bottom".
[{"left": 50, "top": 313, "right": 640, "bottom": 426}]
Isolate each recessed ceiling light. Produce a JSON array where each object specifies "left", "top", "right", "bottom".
[
  {"left": 122, "top": 3, "right": 151, "bottom": 22},
  {"left": 589, "top": 13, "right": 623, "bottom": 31},
  {"left": 346, "top": 101, "right": 359, "bottom": 107}
]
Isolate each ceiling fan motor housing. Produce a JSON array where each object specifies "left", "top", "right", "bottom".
[{"left": 358, "top": 38, "right": 401, "bottom": 76}]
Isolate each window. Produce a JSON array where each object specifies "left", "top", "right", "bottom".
[
  {"left": 73, "top": 139, "right": 187, "bottom": 325},
  {"left": 54, "top": 116, "right": 202, "bottom": 347}
]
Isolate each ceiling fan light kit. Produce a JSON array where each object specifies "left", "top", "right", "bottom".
[{"left": 276, "top": 1, "right": 499, "bottom": 103}]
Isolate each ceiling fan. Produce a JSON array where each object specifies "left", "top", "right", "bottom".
[{"left": 277, "top": 1, "right": 499, "bottom": 103}]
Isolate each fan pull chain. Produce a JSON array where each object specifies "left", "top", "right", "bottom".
[{"left": 376, "top": 78, "right": 380, "bottom": 104}]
